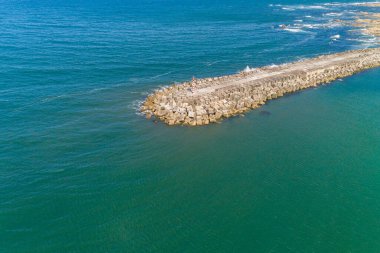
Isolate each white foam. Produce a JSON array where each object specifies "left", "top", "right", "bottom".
[
  {"left": 283, "top": 28, "right": 307, "bottom": 33},
  {"left": 348, "top": 36, "right": 377, "bottom": 43},
  {"left": 301, "top": 24, "right": 316, "bottom": 29},
  {"left": 350, "top": 2, "right": 380, "bottom": 6},
  {"left": 282, "top": 7, "right": 295, "bottom": 11},
  {"left": 323, "top": 1, "right": 380, "bottom": 7},
  {"left": 324, "top": 12, "right": 343, "bottom": 17},
  {"left": 130, "top": 99, "right": 145, "bottom": 116},
  {"left": 298, "top": 21, "right": 343, "bottom": 30},
  {"left": 323, "top": 3, "right": 343, "bottom": 6},
  {"left": 243, "top": 66, "right": 252, "bottom": 73},
  {"left": 276, "top": 1, "right": 380, "bottom": 12},
  {"left": 347, "top": 35, "right": 378, "bottom": 48},
  {"left": 330, "top": 34, "right": 341, "bottom": 39},
  {"left": 302, "top": 5, "right": 329, "bottom": 10},
  {"left": 285, "top": 4, "right": 329, "bottom": 10}
]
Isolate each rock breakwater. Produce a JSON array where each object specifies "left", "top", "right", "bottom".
[{"left": 141, "top": 48, "right": 380, "bottom": 126}]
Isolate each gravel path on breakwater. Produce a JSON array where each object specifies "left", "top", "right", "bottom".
[{"left": 141, "top": 48, "right": 380, "bottom": 126}]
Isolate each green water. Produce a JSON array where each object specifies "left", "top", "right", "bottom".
[
  {"left": 134, "top": 72, "right": 380, "bottom": 252},
  {"left": 123, "top": 71, "right": 380, "bottom": 252},
  {"left": 4, "top": 69, "right": 380, "bottom": 252}
]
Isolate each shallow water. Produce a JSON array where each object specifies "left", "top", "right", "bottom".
[{"left": 1, "top": 0, "right": 380, "bottom": 252}]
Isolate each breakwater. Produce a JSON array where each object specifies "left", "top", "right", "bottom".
[{"left": 141, "top": 48, "right": 380, "bottom": 126}]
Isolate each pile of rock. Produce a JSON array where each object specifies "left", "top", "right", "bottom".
[{"left": 141, "top": 48, "right": 380, "bottom": 126}]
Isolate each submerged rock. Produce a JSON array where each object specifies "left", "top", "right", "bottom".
[{"left": 259, "top": 110, "right": 271, "bottom": 116}]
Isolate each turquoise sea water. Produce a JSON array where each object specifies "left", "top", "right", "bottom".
[{"left": 1, "top": 0, "right": 380, "bottom": 252}]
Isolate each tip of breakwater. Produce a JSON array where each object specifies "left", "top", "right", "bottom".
[{"left": 141, "top": 48, "right": 380, "bottom": 126}]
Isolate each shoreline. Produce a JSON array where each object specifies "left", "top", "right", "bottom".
[{"left": 141, "top": 48, "right": 380, "bottom": 126}]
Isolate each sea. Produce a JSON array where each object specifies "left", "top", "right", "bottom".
[{"left": 1, "top": 0, "right": 380, "bottom": 252}]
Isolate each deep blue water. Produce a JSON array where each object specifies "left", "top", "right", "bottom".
[{"left": 1, "top": 0, "right": 380, "bottom": 252}]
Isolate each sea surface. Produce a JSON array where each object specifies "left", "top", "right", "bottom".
[{"left": 1, "top": 0, "right": 380, "bottom": 252}]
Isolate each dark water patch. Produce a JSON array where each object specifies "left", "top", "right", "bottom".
[{"left": 259, "top": 110, "right": 272, "bottom": 116}]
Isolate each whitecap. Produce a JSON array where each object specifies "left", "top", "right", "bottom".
[
  {"left": 299, "top": 21, "right": 343, "bottom": 30},
  {"left": 322, "top": 2, "right": 380, "bottom": 7},
  {"left": 129, "top": 99, "right": 145, "bottom": 116},
  {"left": 303, "top": 5, "right": 329, "bottom": 10},
  {"left": 291, "top": 5, "right": 329, "bottom": 10},
  {"left": 330, "top": 34, "right": 341, "bottom": 39},
  {"left": 347, "top": 35, "right": 378, "bottom": 48},
  {"left": 350, "top": 2, "right": 380, "bottom": 6},
  {"left": 283, "top": 28, "right": 309, "bottom": 33},
  {"left": 323, "top": 3, "right": 343, "bottom": 6},
  {"left": 282, "top": 7, "right": 295, "bottom": 11},
  {"left": 325, "top": 22, "right": 344, "bottom": 28},
  {"left": 324, "top": 12, "right": 343, "bottom": 17},
  {"left": 301, "top": 24, "right": 317, "bottom": 29}
]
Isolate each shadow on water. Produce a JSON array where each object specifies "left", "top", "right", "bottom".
[{"left": 259, "top": 110, "right": 271, "bottom": 116}]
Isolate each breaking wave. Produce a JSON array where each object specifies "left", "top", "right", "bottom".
[
  {"left": 130, "top": 99, "right": 145, "bottom": 116},
  {"left": 283, "top": 28, "right": 308, "bottom": 33},
  {"left": 270, "top": 1, "right": 380, "bottom": 49},
  {"left": 276, "top": 4, "right": 329, "bottom": 10}
]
